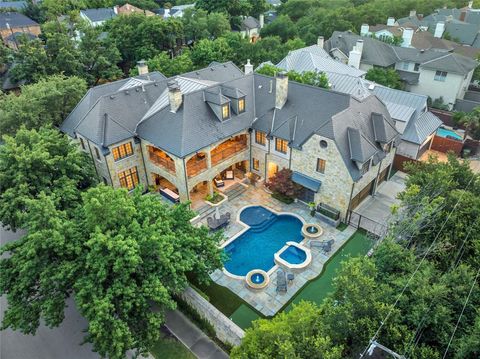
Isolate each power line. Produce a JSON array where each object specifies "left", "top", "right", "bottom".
[
  {"left": 359, "top": 173, "right": 477, "bottom": 358},
  {"left": 442, "top": 267, "right": 480, "bottom": 359}
]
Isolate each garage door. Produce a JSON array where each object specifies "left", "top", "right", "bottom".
[
  {"left": 350, "top": 180, "right": 374, "bottom": 210},
  {"left": 377, "top": 165, "right": 391, "bottom": 186}
]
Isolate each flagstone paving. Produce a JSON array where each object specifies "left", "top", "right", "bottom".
[{"left": 193, "top": 184, "right": 356, "bottom": 316}]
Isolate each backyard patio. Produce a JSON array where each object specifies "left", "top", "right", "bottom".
[{"left": 192, "top": 184, "right": 358, "bottom": 317}]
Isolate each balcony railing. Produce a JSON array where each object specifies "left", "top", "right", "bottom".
[
  {"left": 187, "top": 158, "right": 208, "bottom": 178},
  {"left": 211, "top": 140, "right": 248, "bottom": 167},
  {"left": 149, "top": 151, "right": 176, "bottom": 174}
]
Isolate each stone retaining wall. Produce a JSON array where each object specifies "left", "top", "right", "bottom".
[{"left": 180, "top": 286, "right": 245, "bottom": 347}]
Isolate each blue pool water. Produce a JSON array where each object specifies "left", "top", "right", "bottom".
[
  {"left": 279, "top": 245, "right": 307, "bottom": 264},
  {"left": 437, "top": 128, "right": 463, "bottom": 141},
  {"left": 224, "top": 206, "right": 303, "bottom": 276}
]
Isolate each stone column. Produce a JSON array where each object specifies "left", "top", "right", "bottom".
[
  {"left": 207, "top": 180, "right": 214, "bottom": 196},
  {"left": 206, "top": 148, "right": 212, "bottom": 169}
]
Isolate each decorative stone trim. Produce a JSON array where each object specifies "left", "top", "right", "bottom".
[{"left": 301, "top": 223, "right": 323, "bottom": 239}]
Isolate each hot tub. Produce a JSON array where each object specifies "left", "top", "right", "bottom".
[{"left": 274, "top": 242, "right": 312, "bottom": 270}]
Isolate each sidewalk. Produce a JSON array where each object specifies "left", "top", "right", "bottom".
[{"left": 165, "top": 310, "right": 230, "bottom": 359}]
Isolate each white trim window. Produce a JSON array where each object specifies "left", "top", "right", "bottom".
[{"left": 434, "top": 71, "right": 447, "bottom": 82}]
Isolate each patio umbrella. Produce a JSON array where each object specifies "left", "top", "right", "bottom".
[{"left": 215, "top": 206, "right": 221, "bottom": 220}]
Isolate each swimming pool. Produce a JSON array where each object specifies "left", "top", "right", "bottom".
[
  {"left": 223, "top": 206, "right": 303, "bottom": 276},
  {"left": 437, "top": 128, "right": 463, "bottom": 141}
]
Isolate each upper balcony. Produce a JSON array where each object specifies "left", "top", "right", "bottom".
[
  {"left": 147, "top": 146, "right": 176, "bottom": 174},
  {"left": 187, "top": 152, "right": 208, "bottom": 178},
  {"left": 211, "top": 134, "right": 248, "bottom": 167}
]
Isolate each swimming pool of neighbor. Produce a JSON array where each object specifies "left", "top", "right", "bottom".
[
  {"left": 223, "top": 206, "right": 303, "bottom": 276},
  {"left": 437, "top": 128, "right": 463, "bottom": 141}
]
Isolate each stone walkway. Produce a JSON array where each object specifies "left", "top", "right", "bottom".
[
  {"left": 195, "top": 184, "right": 357, "bottom": 317},
  {"left": 165, "top": 310, "right": 229, "bottom": 359}
]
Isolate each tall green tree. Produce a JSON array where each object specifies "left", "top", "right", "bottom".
[
  {"left": 365, "top": 67, "right": 403, "bottom": 90},
  {"left": 259, "top": 15, "right": 297, "bottom": 42},
  {"left": 0, "top": 75, "right": 87, "bottom": 136},
  {"left": 142, "top": 51, "right": 194, "bottom": 77},
  {"left": 453, "top": 107, "right": 480, "bottom": 140},
  {"left": 0, "top": 126, "right": 96, "bottom": 231},
  {"left": 1, "top": 185, "right": 224, "bottom": 358},
  {"left": 190, "top": 37, "right": 234, "bottom": 67}
]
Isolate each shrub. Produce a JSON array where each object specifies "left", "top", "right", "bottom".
[{"left": 272, "top": 191, "right": 294, "bottom": 204}]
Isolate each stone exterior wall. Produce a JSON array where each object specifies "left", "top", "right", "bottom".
[
  {"left": 107, "top": 138, "right": 148, "bottom": 190},
  {"left": 291, "top": 134, "right": 353, "bottom": 218},
  {"left": 76, "top": 135, "right": 111, "bottom": 185},
  {"left": 180, "top": 286, "right": 245, "bottom": 347}
]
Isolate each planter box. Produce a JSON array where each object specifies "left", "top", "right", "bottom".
[{"left": 314, "top": 211, "right": 341, "bottom": 227}]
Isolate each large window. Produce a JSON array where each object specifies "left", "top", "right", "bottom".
[
  {"left": 361, "top": 160, "right": 370, "bottom": 175},
  {"left": 112, "top": 142, "right": 134, "bottom": 161},
  {"left": 275, "top": 138, "right": 288, "bottom": 154},
  {"left": 252, "top": 158, "right": 260, "bottom": 171},
  {"left": 414, "top": 63, "right": 420, "bottom": 71},
  {"left": 118, "top": 167, "right": 139, "bottom": 190},
  {"left": 238, "top": 98, "right": 245, "bottom": 113},
  {"left": 316, "top": 158, "right": 326, "bottom": 174},
  {"left": 222, "top": 104, "right": 230, "bottom": 119},
  {"left": 434, "top": 71, "right": 447, "bottom": 82},
  {"left": 255, "top": 130, "right": 266, "bottom": 145}
]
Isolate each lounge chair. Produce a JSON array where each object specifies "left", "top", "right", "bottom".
[{"left": 276, "top": 269, "right": 287, "bottom": 293}]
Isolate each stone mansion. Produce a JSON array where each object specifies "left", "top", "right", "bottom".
[{"left": 61, "top": 61, "right": 399, "bottom": 220}]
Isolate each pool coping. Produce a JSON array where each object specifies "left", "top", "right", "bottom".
[{"left": 221, "top": 204, "right": 306, "bottom": 280}]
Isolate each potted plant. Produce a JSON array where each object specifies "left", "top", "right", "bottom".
[{"left": 308, "top": 202, "right": 316, "bottom": 217}]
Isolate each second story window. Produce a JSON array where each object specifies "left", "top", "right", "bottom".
[
  {"left": 316, "top": 158, "right": 326, "bottom": 174},
  {"left": 222, "top": 104, "right": 230, "bottom": 119},
  {"left": 118, "top": 167, "right": 139, "bottom": 190},
  {"left": 238, "top": 98, "right": 245, "bottom": 113},
  {"left": 94, "top": 146, "right": 101, "bottom": 161},
  {"left": 434, "top": 71, "right": 447, "bottom": 82},
  {"left": 255, "top": 130, "right": 266, "bottom": 145},
  {"left": 361, "top": 160, "right": 370, "bottom": 175},
  {"left": 275, "top": 138, "right": 288, "bottom": 154},
  {"left": 414, "top": 63, "right": 420, "bottom": 71},
  {"left": 112, "top": 142, "right": 134, "bottom": 161},
  {"left": 79, "top": 137, "right": 86, "bottom": 150},
  {"left": 402, "top": 62, "right": 409, "bottom": 70}
]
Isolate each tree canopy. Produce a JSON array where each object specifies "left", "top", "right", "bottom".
[
  {"left": 0, "top": 75, "right": 86, "bottom": 137},
  {"left": 0, "top": 184, "right": 224, "bottom": 358},
  {"left": 0, "top": 126, "right": 96, "bottom": 231},
  {"left": 256, "top": 64, "right": 329, "bottom": 89},
  {"left": 365, "top": 68, "right": 403, "bottom": 90}
]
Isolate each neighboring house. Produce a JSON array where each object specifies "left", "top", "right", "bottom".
[
  {"left": 0, "top": 12, "right": 40, "bottom": 47},
  {"left": 325, "top": 31, "right": 478, "bottom": 109},
  {"left": 0, "top": 1, "right": 26, "bottom": 10},
  {"left": 266, "top": 0, "right": 282, "bottom": 6},
  {"left": 263, "top": 9, "right": 278, "bottom": 24},
  {"left": 113, "top": 3, "right": 154, "bottom": 16},
  {"left": 397, "top": 3, "right": 480, "bottom": 47},
  {"left": 274, "top": 44, "right": 442, "bottom": 163},
  {"left": 60, "top": 61, "right": 399, "bottom": 220},
  {"left": 80, "top": 8, "right": 117, "bottom": 27},
  {"left": 239, "top": 15, "right": 263, "bottom": 42}
]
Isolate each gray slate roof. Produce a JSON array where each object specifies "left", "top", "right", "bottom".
[
  {"left": 0, "top": 12, "right": 38, "bottom": 29},
  {"left": 241, "top": 16, "right": 260, "bottom": 30},
  {"left": 0, "top": 1, "right": 26, "bottom": 9},
  {"left": 80, "top": 8, "right": 116, "bottom": 23}
]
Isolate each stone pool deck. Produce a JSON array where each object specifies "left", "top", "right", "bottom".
[{"left": 195, "top": 184, "right": 357, "bottom": 317}]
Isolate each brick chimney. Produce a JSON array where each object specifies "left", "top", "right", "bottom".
[
  {"left": 275, "top": 72, "right": 288, "bottom": 110},
  {"left": 168, "top": 80, "right": 182, "bottom": 113},
  {"left": 137, "top": 60, "right": 148, "bottom": 75}
]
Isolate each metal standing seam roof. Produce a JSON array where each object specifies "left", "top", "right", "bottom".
[
  {"left": 292, "top": 171, "right": 322, "bottom": 192},
  {"left": 325, "top": 72, "right": 371, "bottom": 100},
  {"left": 0, "top": 1, "right": 26, "bottom": 9},
  {"left": 401, "top": 111, "right": 443, "bottom": 144},
  {"left": 384, "top": 102, "right": 416, "bottom": 124}
]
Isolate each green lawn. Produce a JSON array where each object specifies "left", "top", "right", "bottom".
[{"left": 151, "top": 330, "right": 195, "bottom": 359}]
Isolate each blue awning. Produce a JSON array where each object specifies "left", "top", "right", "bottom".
[{"left": 291, "top": 171, "right": 322, "bottom": 192}]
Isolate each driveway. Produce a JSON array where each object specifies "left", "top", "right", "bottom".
[{"left": 350, "top": 171, "right": 407, "bottom": 236}]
